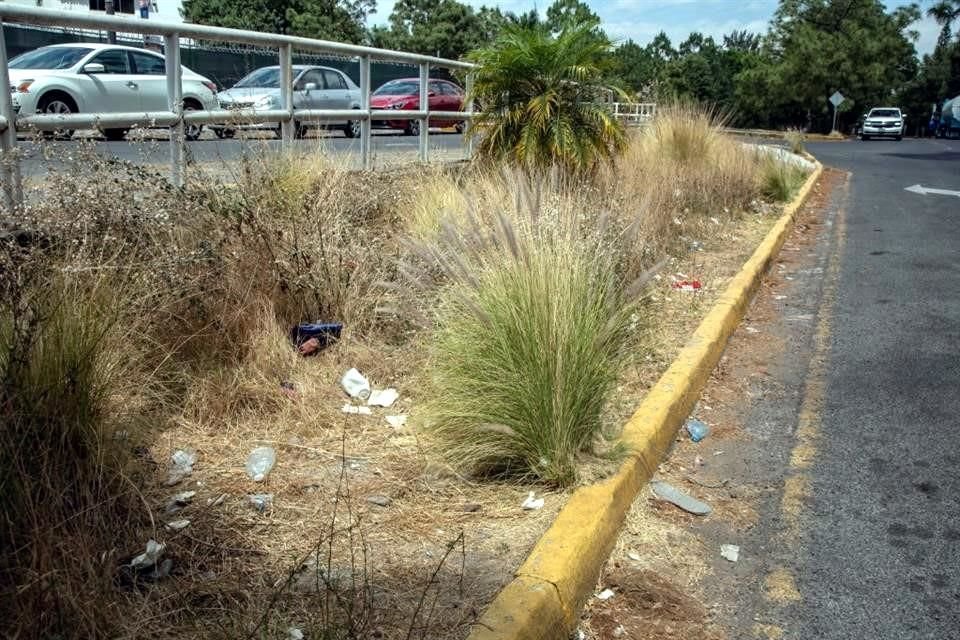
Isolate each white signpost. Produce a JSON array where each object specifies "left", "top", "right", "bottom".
[{"left": 829, "top": 91, "right": 845, "bottom": 133}]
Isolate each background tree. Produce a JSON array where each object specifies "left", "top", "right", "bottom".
[
  {"left": 180, "top": 0, "right": 374, "bottom": 43},
  {"left": 370, "top": 0, "right": 483, "bottom": 58},
  {"left": 545, "top": 0, "right": 600, "bottom": 33},
  {"left": 468, "top": 21, "right": 626, "bottom": 173},
  {"left": 734, "top": 0, "right": 920, "bottom": 131}
]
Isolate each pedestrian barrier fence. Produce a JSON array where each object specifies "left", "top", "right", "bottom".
[
  {"left": 611, "top": 102, "right": 657, "bottom": 125},
  {"left": 0, "top": 4, "right": 477, "bottom": 211}
]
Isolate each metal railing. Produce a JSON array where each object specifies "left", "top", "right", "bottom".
[
  {"left": 0, "top": 4, "right": 477, "bottom": 210},
  {"left": 612, "top": 102, "right": 657, "bottom": 125}
]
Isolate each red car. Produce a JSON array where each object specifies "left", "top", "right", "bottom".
[{"left": 370, "top": 77, "right": 466, "bottom": 135}]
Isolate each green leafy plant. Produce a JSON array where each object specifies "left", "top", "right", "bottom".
[
  {"left": 408, "top": 180, "right": 642, "bottom": 486},
  {"left": 468, "top": 20, "right": 627, "bottom": 174},
  {"left": 759, "top": 156, "right": 808, "bottom": 202},
  {"left": 784, "top": 127, "right": 806, "bottom": 154}
]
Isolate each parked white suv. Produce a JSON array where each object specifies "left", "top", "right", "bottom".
[
  {"left": 860, "top": 107, "right": 906, "bottom": 141},
  {"left": 7, "top": 43, "right": 218, "bottom": 141}
]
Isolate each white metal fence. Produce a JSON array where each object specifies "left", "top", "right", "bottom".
[
  {"left": 612, "top": 102, "right": 657, "bottom": 125},
  {"left": 0, "top": 4, "right": 477, "bottom": 210}
]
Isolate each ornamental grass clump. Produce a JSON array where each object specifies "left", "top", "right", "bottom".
[{"left": 408, "top": 182, "right": 640, "bottom": 486}]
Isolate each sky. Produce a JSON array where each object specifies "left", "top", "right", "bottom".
[{"left": 368, "top": 0, "right": 945, "bottom": 56}]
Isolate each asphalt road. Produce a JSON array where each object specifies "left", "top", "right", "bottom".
[
  {"left": 15, "top": 128, "right": 470, "bottom": 176},
  {"left": 694, "top": 137, "right": 960, "bottom": 639},
  {"left": 796, "top": 138, "right": 960, "bottom": 638}
]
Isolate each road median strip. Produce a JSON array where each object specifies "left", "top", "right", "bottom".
[{"left": 467, "top": 158, "right": 824, "bottom": 640}]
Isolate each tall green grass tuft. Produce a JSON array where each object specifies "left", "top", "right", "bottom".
[
  {"left": 784, "top": 128, "right": 806, "bottom": 155},
  {"left": 760, "top": 156, "right": 809, "bottom": 202},
  {"left": 408, "top": 183, "right": 638, "bottom": 486}
]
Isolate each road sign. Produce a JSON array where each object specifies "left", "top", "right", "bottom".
[{"left": 830, "top": 91, "right": 845, "bottom": 107}]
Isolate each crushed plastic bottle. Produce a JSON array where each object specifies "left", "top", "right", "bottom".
[
  {"left": 245, "top": 446, "right": 276, "bottom": 482},
  {"left": 249, "top": 493, "right": 274, "bottom": 512},
  {"left": 685, "top": 418, "right": 710, "bottom": 443},
  {"left": 341, "top": 368, "right": 371, "bottom": 401}
]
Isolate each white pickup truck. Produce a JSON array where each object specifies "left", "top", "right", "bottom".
[{"left": 860, "top": 107, "right": 906, "bottom": 141}]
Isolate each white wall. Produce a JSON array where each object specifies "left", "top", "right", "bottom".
[{"left": 6, "top": 0, "right": 184, "bottom": 24}]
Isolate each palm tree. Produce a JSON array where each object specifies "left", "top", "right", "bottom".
[
  {"left": 928, "top": 0, "right": 960, "bottom": 48},
  {"left": 466, "top": 21, "right": 627, "bottom": 174}
]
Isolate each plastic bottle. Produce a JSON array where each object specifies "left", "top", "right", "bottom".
[
  {"left": 245, "top": 446, "right": 276, "bottom": 481},
  {"left": 685, "top": 418, "right": 709, "bottom": 443},
  {"left": 341, "top": 368, "right": 371, "bottom": 401}
]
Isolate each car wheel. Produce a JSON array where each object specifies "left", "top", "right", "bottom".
[
  {"left": 405, "top": 120, "right": 420, "bottom": 136},
  {"left": 294, "top": 121, "right": 307, "bottom": 139},
  {"left": 184, "top": 101, "right": 204, "bottom": 141},
  {"left": 102, "top": 128, "right": 129, "bottom": 141},
  {"left": 344, "top": 119, "right": 361, "bottom": 138},
  {"left": 455, "top": 121, "right": 465, "bottom": 134},
  {"left": 214, "top": 127, "right": 235, "bottom": 139},
  {"left": 36, "top": 93, "right": 76, "bottom": 140},
  {"left": 861, "top": 134, "right": 870, "bottom": 141},
  {"left": 894, "top": 135, "right": 902, "bottom": 141}
]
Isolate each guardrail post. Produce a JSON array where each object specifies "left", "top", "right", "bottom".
[
  {"left": 0, "top": 20, "right": 22, "bottom": 211},
  {"left": 279, "top": 44, "right": 294, "bottom": 147},
  {"left": 359, "top": 54, "right": 371, "bottom": 170},
  {"left": 164, "top": 33, "right": 184, "bottom": 188},
  {"left": 418, "top": 62, "right": 429, "bottom": 163},
  {"left": 465, "top": 71, "right": 475, "bottom": 158}
]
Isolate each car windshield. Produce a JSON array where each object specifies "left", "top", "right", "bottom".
[
  {"left": 9, "top": 46, "right": 93, "bottom": 70},
  {"left": 234, "top": 68, "right": 282, "bottom": 89},
  {"left": 374, "top": 81, "right": 419, "bottom": 96},
  {"left": 869, "top": 109, "right": 900, "bottom": 118}
]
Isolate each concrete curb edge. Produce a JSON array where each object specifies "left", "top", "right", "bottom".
[{"left": 467, "top": 160, "right": 825, "bottom": 640}]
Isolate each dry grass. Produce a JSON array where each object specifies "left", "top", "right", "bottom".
[{"left": 0, "top": 111, "right": 796, "bottom": 638}]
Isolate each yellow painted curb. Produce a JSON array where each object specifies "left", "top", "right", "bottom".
[{"left": 468, "top": 160, "right": 825, "bottom": 640}]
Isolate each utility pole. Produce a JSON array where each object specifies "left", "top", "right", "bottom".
[{"left": 105, "top": 0, "right": 117, "bottom": 44}]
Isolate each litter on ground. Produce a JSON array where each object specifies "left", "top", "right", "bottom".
[
  {"left": 720, "top": 544, "right": 740, "bottom": 562},
  {"left": 367, "top": 388, "right": 399, "bottom": 408},
  {"left": 685, "top": 418, "right": 710, "bottom": 442},
  {"left": 650, "top": 480, "right": 712, "bottom": 515},
  {"left": 342, "top": 404, "right": 373, "bottom": 415},
  {"left": 672, "top": 280, "right": 703, "bottom": 292},
  {"left": 366, "top": 495, "right": 392, "bottom": 507},
  {"left": 521, "top": 491, "right": 545, "bottom": 510},
  {"left": 341, "top": 368, "right": 371, "bottom": 400},
  {"left": 130, "top": 539, "right": 165, "bottom": 570},
  {"left": 249, "top": 494, "right": 273, "bottom": 512},
  {"left": 166, "top": 448, "right": 197, "bottom": 486},
  {"left": 385, "top": 414, "right": 407, "bottom": 428},
  {"left": 245, "top": 446, "right": 276, "bottom": 481},
  {"left": 165, "top": 519, "right": 191, "bottom": 531},
  {"left": 596, "top": 588, "right": 616, "bottom": 601},
  {"left": 290, "top": 322, "right": 342, "bottom": 356}
]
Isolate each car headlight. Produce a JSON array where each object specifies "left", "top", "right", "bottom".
[{"left": 388, "top": 102, "right": 406, "bottom": 110}]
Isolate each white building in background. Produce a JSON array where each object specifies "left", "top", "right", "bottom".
[{"left": 4, "top": 0, "right": 184, "bottom": 23}]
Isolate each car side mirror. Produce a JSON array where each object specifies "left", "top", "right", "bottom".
[
  {"left": 304, "top": 82, "right": 317, "bottom": 92},
  {"left": 82, "top": 63, "right": 105, "bottom": 74},
  {"left": 428, "top": 90, "right": 437, "bottom": 97}
]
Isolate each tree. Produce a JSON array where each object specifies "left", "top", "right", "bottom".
[
  {"left": 180, "top": 0, "right": 373, "bottom": 43},
  {"left": 928, "top": 0, "right": 960, "bottom": 48},
  {"left": 370, "top": 0, "right": 484, "bottom": 59},
  {"left": 735, "top": 0, "right": 921, "bottom": 131},
  {"left": 613, "top": 32, "right": 673, "bottom": 98},
  {"left": 468, "top": 21, "right": 626, "bottom": 173},
  {"left": 545, "top": 0, "right": 600, "bottom": 33}
]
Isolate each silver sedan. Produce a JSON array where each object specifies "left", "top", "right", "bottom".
[{"left": 213, "top": 65, "right": 362, "bottom": 139}]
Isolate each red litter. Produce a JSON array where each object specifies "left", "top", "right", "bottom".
[{"left": 672, "top": 280, "right": 702, "bottom": 291}]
